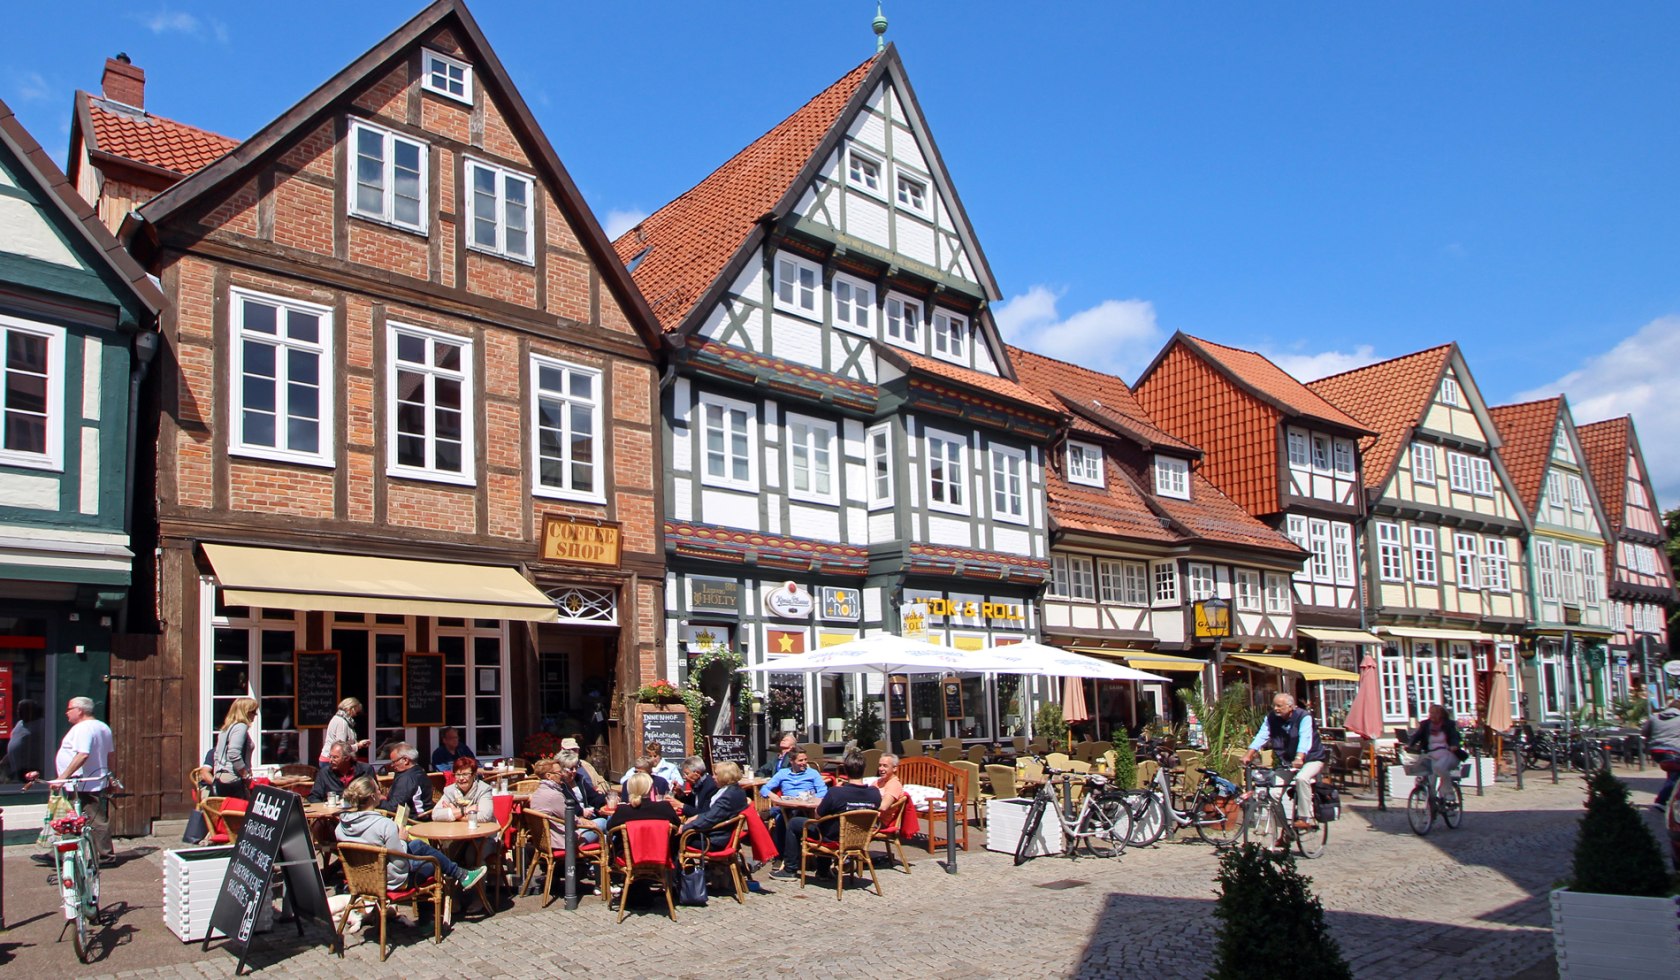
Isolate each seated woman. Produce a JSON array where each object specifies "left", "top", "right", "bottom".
[
  {"left": 529, "top": 754, "right": 609, "bottom": 842},
  {"left": 435, "top": 755, "right": 497, "bottom": 864},
  {"left": 336, "top": 776, "right": 485, "bottom": 892},
  {"left": 606, "top": 772, "right": 680, "bottom": 837},
  {"left": 617, "top": 751, "right": 672, "bottom": 798},
  {"left": 679, "top": 760, "right": 748, "bottom": 850}
]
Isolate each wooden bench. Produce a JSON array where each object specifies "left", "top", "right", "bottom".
[{"left": 896, "top": 756, "right": 969, "bottom": 853}]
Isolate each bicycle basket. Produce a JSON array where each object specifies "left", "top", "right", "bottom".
[{"left": 1249, "top": 769, "right": 1283, "bottom": 788}]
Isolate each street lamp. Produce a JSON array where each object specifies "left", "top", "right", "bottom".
[{"left": 749, "top": 690, "right": 765, "bottom": 771}]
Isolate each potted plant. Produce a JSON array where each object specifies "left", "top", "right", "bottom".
[
  {"left": 1211, "top": 845, "right": 1351, "bottom": 979},
  {"left": 1550, "top": 769, "right": 1679, "bottom": 977},
  {"left": 636, "top": 679, "right": 685, "bottom": 705}
]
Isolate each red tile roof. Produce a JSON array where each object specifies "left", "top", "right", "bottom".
[
  {"left": 1307, "top": 344, "right": 1454, "bottom": 490},
  {"left": 1048, "top": 457, "right": 1179, "bottom": 543},
  {"left": 1174, "top": 334, "right": 1371, "bottom": 433},
  {"left": 1158, "top": 472, "right": 1309, "bottom": 552},
  {"left": 1577, "top": 416, "right": 1631, "bottom": 531},
  {"left": 82, "top": 94, "right": 238, "bottom": 177},
  {"left": 612, "top": 57, "right": 876, "bottom": 332},
  {"left": 891, "top": 348, "right": 1059, "bottom": 414},
  {"left": 1486, "top": 398, "right": 1562, "bottom": 515},
  {"left": 1008, "top": 346, "right": 1197, "bottom": 453}
]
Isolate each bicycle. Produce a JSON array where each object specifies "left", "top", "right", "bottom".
[
  {"left": 37, "top": 776, "right": 104, "bottom": 962},
  {"left": 1401, "top": 754, "right": 1464, "bottom": 835},
  {"left": 1239, "top": 767, "right": 1328, "bottom": 859},
  {"left": 1123, "top": 765, "right": 1244, "bottom": 848},
  {"left": 1012, "top": 759, "right": 1132, "bottom": 865}
]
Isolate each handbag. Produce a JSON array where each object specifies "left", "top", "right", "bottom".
[
  {"left": 677, "top": 863, "right": 708, "bottom": 906},
  {"left": 1452, "top": 747, "right": 1469, "bottom": 762}
]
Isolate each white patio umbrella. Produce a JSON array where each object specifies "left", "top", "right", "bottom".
[
  {"left": 736, "top": 631, "right": 1020, "bottom": 675},
  {"left": 971, "top": 640, "right": 1171, "bottom": 682}
]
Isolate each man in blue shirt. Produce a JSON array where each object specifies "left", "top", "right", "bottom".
[
  {"left": 762, "top": 748, "right": 827, "bottom": 876},
  {"left": 1242, "top": 693, "right": 1327, "bottom": 830},
  {"left": 431, "top": 727, "right": 474, "bottom": 773}
]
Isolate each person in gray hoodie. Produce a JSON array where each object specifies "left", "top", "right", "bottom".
[
  {"left": 1642, "top": 695, "right": 1680, "bottom": 807},
  {"left": 336, "top": 776, "right": 485, "bottom": 892}
]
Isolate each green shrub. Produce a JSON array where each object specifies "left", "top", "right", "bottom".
[
  {"left": 842, "top": 697, "right": 884, "bottom": 749},
  {"left": 1111, "top": 732, "right": 1138, "bottom": 789},
  {"left": 1569, "top": 768, "right": 1671, "bottom": 897},
  {"left": 1211, "top": 844, "right": 1351, "bottom": 980},
  {"left": 1034, "top": 702, "right": 1064, "bottom": 748},
  {"left": 1179, "top": 680, "right": 1260, "bottom": 779}
]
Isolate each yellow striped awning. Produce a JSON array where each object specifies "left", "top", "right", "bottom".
[
  {"left": 1228, "top": 653, "right": 1359, "bottom": 682},
  {"left": 1298, "top": 627, "right": 1383, "bottom": 645},
  {"left": 1071, "top": 648, "right": 1209, "bottom": 673}
]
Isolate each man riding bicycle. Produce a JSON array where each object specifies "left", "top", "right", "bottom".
[{"left": 1242, "top": 693, "right": 1327, "bottom": 830}]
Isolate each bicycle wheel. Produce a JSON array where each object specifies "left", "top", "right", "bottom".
[
  {"left": 1294, "top": 816, "right": 1328, "bottom": 859},
  {"left": 1080, "top": 798, "right": 1129, "bottom": 859},
  {"left": 1013, "top": 797, "right": 1049, "bottom": 866},
  {"left": 1442, "top": 783, "right": 1464, "bottom": 829},
  {"left": 1525, "top": 742, "right": 1553, "bottom": 771},
  {"left": 1120, "top": 791, "right": 1166, "bottom": 847},
  {"left": 1193, "top": 792, "right": 1245, "bottom": 849},
  {"left": 64, "top": 857, "right": 92, "bottom": 963},
  {"left": 1406, "top": 786, "right": 1434, "bottom": 835},
  {"left": 1239, "top": 797, "right": 1275, "bottom": 849}
]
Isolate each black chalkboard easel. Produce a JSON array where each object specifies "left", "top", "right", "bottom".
[
  {"left": 887, "top": 675, "right": 910, "bottom": 722},
  {"left": 706, "top": 733, "right": 747, "bottom": 769},
  {"left": 294, "top": 651, "right": 340, "bottom": 729},
  {"left": 403, "top": 652, "right": 446, "bottom": 727},
  {"left": 204, "top": 785, "right": 336, "bottom": 973},
  {"left": 641, "top": 710, "right": 687, "bottom": 760},
  {"left": 943, "top": 678, "right": 964, "bottom": 721}
]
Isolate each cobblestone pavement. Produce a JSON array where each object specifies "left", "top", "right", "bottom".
[{"left": 2, "top": 767, "right": 1671, "bottom": 979}]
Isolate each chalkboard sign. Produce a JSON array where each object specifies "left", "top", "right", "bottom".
[
  {"left": 707, "top": 733, "right": 747, "bottom": 768},
  {"left": 294, "top": 651, "right": 340, "bottom": 729},
  {"left": 943, "top": 677, "right": 964, "bottom": 721},
  {"left": 403, "top": 652, "right": 446, "bottom": 727},
  {"left": 887, "top": 675, "right": 910, "bottom": 722},
  {"left": 205, "top": 785, "right": 334, "bottom": 972},
  {"left": 641, "top": 710, "right": 687, "bottom": 760}
]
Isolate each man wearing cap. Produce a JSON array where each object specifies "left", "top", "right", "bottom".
[{"left": 562, "top": 735, "right": 606, "bottom": 789}]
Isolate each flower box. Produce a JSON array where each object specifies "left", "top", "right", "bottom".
[
  {"left": 1550, "top": 887, "right": 1680, "bottom": 978},
  {"left": 163, "top": 846, "right": 272, "bottom": 942}
]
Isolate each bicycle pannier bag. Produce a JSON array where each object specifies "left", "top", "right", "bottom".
[{"left": 1312, "top": 783, "right": 1340, "bottom": 823}]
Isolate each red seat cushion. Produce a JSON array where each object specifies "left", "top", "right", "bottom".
[
  {"left": 206, "top": 832, "right": 230, "bottom": 844},
  {"left": 682, "top": 846, "right": 738, "bottom": 860},
  {"left": 386, "top": 886, "right": 423, "bottom": 900},
  {"left": 806, "top": 839, "right": 840, "bottom": 852},
  {"left": 551, "top": 842, "right": 602, "bottom": 858}
]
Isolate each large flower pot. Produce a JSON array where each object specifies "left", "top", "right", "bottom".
[{"left": 1550, "top": 887, "right": 1680, "bottom": 978}]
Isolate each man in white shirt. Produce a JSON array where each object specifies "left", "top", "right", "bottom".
[{"left": 46, "top": 696, "right": 115, "bottom": 861}]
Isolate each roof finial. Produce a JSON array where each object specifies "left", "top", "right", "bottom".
[{"left": 872, "top": 2, "right": 889, "bottom": 53}]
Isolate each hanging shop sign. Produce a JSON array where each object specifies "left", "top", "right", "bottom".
[
  {"left": 689, "top": 577, "right": 741, "bottom": 614},
  {"left": 765, "top": 628, "right": 807, "bottom": 655},
  {"left": 1193, "top": 599, "right": 1232, "bottom": 639},
  {"left": 681, "top": 624, "right": 731, "bottom": 655},
  {"left": 820, "top": 586, "right": 862, "bottom": 622},
  {"left": 763, "top": 581, "right": 814, "bottom": 619},
  {"left": 901, "top": 601, "right": 930, "bottom": 640},
  {"left": 539, "top": 514, "right": 622, "bottom": 568}
]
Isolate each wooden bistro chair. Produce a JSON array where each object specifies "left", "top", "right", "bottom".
[
  {"left": 870, "top": 795, "right": 912, "bottom": 873},
  {"left": 334, "top": 841, "right": 450, "bottom": 962},
  {"left": 607, "top": 821, "right": 678, "bottom": 923},
  {"left": 198, "top": 796, "right": 231, "bottom": 845},
  {"left": 985, "top": 764, "right": 1018, "bottom": 801},
  {"left": 800, "top": 809, "right": 883, "bottom": 900},
  {"left": 953, "top": 760, "right": 989, "bottom": 826},
  {"left": 678, "top": 813, "right": 751, "bottom": 905},
  {"left": 519, "top": 810, "right": 602, "bottom": 909},
  {"left": 897, "top": 756, "right": 969, "bottom": 854},
  {"left": 278, "top": 762, "right": 320, "bottom": 779}
]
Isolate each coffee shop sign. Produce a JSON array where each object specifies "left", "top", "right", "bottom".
[
  {"left": 923, "top": 598, "right": 1025, "bottom": 622},
  {"left": 764, "top": 581, "right": 814, "bottom": 619}
]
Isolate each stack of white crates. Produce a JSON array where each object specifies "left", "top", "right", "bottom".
[
  {"left": 163, "top": 845, "right": 271, "bottom": 942},
  {"left": 986, "top": 798, "right": 1063, "bottom": 856}
]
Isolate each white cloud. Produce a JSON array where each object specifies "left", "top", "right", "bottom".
[
  {"left": 11, "top": 71, "right": 52, "bottom": 104},
  {"left": 1265, "top": 344, "right": 1380, "bottom": 382},
  {"left": 994, "top": 285, "right": 1162, "bottom": 380},
  {"left": 1519, "top": 315, "right": 1680, "bottom": 508},
  {"left": 143, "top": 10, "right": 200, "bottom": 34},
  {"left": 603, "top": 208, "right": 649, "bottom": 240}
]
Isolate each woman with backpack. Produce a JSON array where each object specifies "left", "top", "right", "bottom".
[{"left": 211, "top": 697, "right": 259, "bottom": 799}]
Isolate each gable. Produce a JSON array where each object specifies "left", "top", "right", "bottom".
[{"left": 1419, "top": 364, "right": 1493, "bottom": 443}]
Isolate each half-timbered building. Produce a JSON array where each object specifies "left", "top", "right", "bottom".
[
  {"left": 1133, "top": 334, "right": 1375, "bottom": 718},
  {"left": 74, "top": 0, "right": 665, "bottom": 826},
  {"left": 617, "top": 47, "right": 1059, "bottom": 745},
  {"left": 1579, "top": 415, "right": 1675, "bottom": 700},
  {"left": 1308, "top": 345, "right": 1529, "bottom": 728},
  {"left": 1010, "top": 346, "right": 1306, "bottom": 729},
  {"left": 1489, "top": 397, "right": 1615, "bottom": 721}
]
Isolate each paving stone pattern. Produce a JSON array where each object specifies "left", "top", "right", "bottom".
[{"left": 4, "top": 768, "right": 1672, "bottom": 979}]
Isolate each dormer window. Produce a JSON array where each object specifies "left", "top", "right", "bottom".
[
  {"left": 1154, "top": 456, "right": 1190, "bottom": 499},
  {"left": 931, "top": 311, "right": 966, "bottom": 361},
  {"left": 1066, "top": 441, "right": 1103, "bottom": 487},
  {"left": 847, "top": 150, "right": 882, "bottom": 193},
  {"left": 421, "top": 49, "right": 473, "bottom": 104}
]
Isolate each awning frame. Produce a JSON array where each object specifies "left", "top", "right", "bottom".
[{"left": 1227, "top": 653, "right": 1360, "bottom": 682}]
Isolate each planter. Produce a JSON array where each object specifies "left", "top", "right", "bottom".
[
  {"left": 163, "top": 846, "right": 273, "bottom": 942},
  {"left": 986, "top": 798, "right": 1063, "bottom": 856},
  {"left": 1550, "top": 887, "right": 1680, "bottom": 978}
]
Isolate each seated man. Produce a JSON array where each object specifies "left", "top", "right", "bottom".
[
  {"left": 529, "top": 753, "right": 608, "bottom": 842},
  {"left": 561, "top": 736, "right": 607, "bottom": 789},
  {"left": 761, "top": 748, "right": 826, "bottom": 877},
  {"left": 336, "top": 776, "right": 485, "bottom": 894},
  {"left": 384, "top": 742, "right": 434, "bottom": 818},
  {"left": 681, "top": 761, "right": 749, "bottom": 850},
  {"left": 430, "top": 727, "right": 475, "bottom": 774},
  {"left": 673, "top": 756, "right": 717, "bottom": 813},
  {"left": 874, "top": 753, "right": 906, "bottom": 816},
  {"left": 309, "top": 741, "right": 373, "bottom": 803},
  {"left": 618, "top": 754, "right": 671, "bottom": 798},
  {"left": 813, "top": 755, "right": 881, "bottom": 841},
  {"left": 758, "top": 732, "right": 798, "bottom": 778}
]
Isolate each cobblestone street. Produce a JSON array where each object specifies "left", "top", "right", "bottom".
[{"left": 3, "top": 767, "right": 1669, "bottom": 979}]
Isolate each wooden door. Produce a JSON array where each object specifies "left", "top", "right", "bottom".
[{"left": 108, "top": 633, "right": 184, "bottom": 836}]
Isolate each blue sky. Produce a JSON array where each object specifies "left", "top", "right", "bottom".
[{"left": 8, "top": 2, "right": 1679, "bottom": 501}]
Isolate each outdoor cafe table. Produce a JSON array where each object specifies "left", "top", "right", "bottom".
[{"left": 407, "top": 820, "right": 503, "bottom": 907}]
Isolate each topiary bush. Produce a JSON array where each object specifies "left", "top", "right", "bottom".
[
  {"left": 1210, "top": 844, "right": 1351, "bottom": 980},
  {"left": 1570, "top": 768, "right": 1671, "bottom": 897},
  {"left": 1111, "top": 732, "right": 1138, "bottom": 789}
]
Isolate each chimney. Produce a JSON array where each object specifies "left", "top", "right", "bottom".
[{"left": 101, "top": 53, "right": 145, "bottom": 109}]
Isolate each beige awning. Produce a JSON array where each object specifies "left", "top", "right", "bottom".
[
  {"left": 1228, "top": 653, "right": 1360, "bottom": 682},
  {"left": 1376, "top": 626, "right": 1509, "bottom": 643},
  {"left": 203, "top": 543, "right": 559, "bottom": 622},
  {"left": 1298, "top": 627, "right": 1384, "bottom": 645}
]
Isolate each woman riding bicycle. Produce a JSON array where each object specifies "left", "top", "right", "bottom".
[
  {"left": 1241, "top": 692, "right": 1327, "bottom": 831},
  {"left": 1406, "top": 704, "right": 1462, "bottom": 803}
]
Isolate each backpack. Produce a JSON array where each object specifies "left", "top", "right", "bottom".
[{"left": 1312, "top": 782, "right": 1340, "bottom": 823}]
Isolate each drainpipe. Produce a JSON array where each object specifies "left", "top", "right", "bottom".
[{"left": 116, "top": 328, "right": 158, "bottom": 635}]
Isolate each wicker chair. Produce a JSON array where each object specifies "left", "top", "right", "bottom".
[
  {"left": 607, "top": 821, "right": 677, "bottom": 923},
  {"left": 985, "top": 764, "right": 1018, "bottom": 800},
  {"left": 936, "top": 747, "right": 963, "bottom": 763},
  {"left": 952, "top": 760, "right": 988, "bottom": 826},
  {"left": 278, "top": 762, "right": 319, "bottom": 779},
  {"left": 966, "top": 745, "right": 989, "bottom": 765},
  {"left": 940, "top": 737, "right": 963, "bottom": 751},
  {"left": 1136, "top": 759, "right": 1161, "bottom": 792},
  {"left": 869, "top": 795, "right": 912, "bottom": 873},
  {"left": 678, "top": 813, "right": 751, "bottom": 905},
  {"left": 800, "top": 808, "right": 882, "bottom": 900},
  {"left": 334, "top": 842, "right": 451, "bottom": 961},
  {"left": 899, "top": 740, "right": 924, "bottom": 757},
  {"left": 221, "top": 808, "right": 247, "bottom": 843},
  {"left": 513, "top": 778, "right": 541, "bottom": 795},
  {"left": 1028, "top": 738, "right": 1051, "bottom": 755},
  {"left": 518, "top": 810, "right": 602, "bottom": 908},
  {"left": 1018, "top": 758, "right": 1046, "bottom": 783},
  {"left": 1011, "top": 736, "right": 1028, "bottom": 755},
  {"left": 427, "top": 771, "right": 448, "bottom": 795},
  {"left": 186, "top": 765, "right": 210, "bottom": 810},
  {"left": 1046, "top": 751, "right": 1072, "bottom": 771},
  {"left": 376, "top": 773, "right": 395, "bottom": 789},
  {"left": 198, "top": 796, "right": 231, "bottom": 845}
]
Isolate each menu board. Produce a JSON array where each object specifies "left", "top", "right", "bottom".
[
  {"left": 641, "top": 711, "right": 687, "bottom": 760},
  {"left": 403, "top": 652, "right": 446, "bottom": 727},
  {"left": 707, "top": 733, "right": 748, "bottom": 768},
  {"left": 943, "top": 677, "right": 964, "bottom": 721},
  {"left": 887, "top": 675, "right": 910, "bottom": 722},
  {"left": 293, "top": 651, "right": 340, "bottom": 729},
  {"left": 205, "top": 785, "right": 334, "bottom": 969}
]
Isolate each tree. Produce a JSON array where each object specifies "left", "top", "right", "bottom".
[{"left": 1210, "top": 844, "right": 1351, "bottom": 980}]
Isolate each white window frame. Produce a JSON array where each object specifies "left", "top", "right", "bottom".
[
  {"left": 463, "top": 157, "right": 535, "bottom": 263},
  {"left": 1099, "top": 560, "right": 1149, "bottom": 606},
  {"left": 1307, "top": 519, "right": 1332, "bottom": 581},
  {"left": 989, "top": 443, "right": 1027, "bottom": 524},
  {"left": 1332, "top": 438, "right": 1355, "bottom": 475},
  {"left": 924, "top": 427, "right": 968, "bottom": 515},
  {"left": 846, "top": 148, "right": 883, "bottom": 195},
  {"left": 1287, "top": 430, "right": 1310, "bottom": 468},
  {"left": 1187, "top": 563, "right": 1216, "bottom": 601},
  {"left": 1050, "top": 555, "right": 1071, "bottom": 599},
  {"left": 386, "top": 321, "right": 474, "bottom": 484},
  {"left": 1235, "top": 569, "right": 1262, "bottom": 612},
  {"left": 1454, "top": 532, "right": 1479, "bottom": 590},
  {"left": 773, "top": 252, "right": 821, "bottom": 319},
  {"left": 1152, "top": 562, "right": 1178, "bottom": 606},
  {"left": 420, "top": 48, "right": 473, "bottom": 104},
  {"left": 1545, "top": 471, "right": 1566, "bottom": 514},
  {"left": 347, "top": 119, "right": 428, "bottom": 234},
  {"left": 530, "top": 355, "right": 603, "bottom": 503},
  {"left": 1286, "top": 515, "right": 1310, "bottom": 581},
  {"left": 0, "top": 314, "right": 66, "bottom": 470},
  {"left": 1311, "top": 435, "right": 1330, "bottom": 471},
  {"left": 1154, "top": 455, "right": 1190, "bottom": 500},
  {"left": 1582, "top": 548, "right": 1603, "bottom": 604},
  {"left": 786, "top": 413, "right": 838, "bottom": 505},
  {"left": 1330, "top": 523, "right": 1355, "bottom": 585},
  {"left": 1411, "top": 441, "right": 1435, "bottom": 485},
  {"left": 1536, "top": 540, "right": 1558, "bottom": 601},
  {"left": 1471, "top": 457, "right": 1494, "bottom": 497},
  {"left": 698, "top": 392, "right": 757, "bottom": 490},
  {"left": 1439, "top": 376, "right": 1462, "bottom": 407},
  {"left": 229, "top": 287, "right": 335, "bottom": 468},
  {"left": 1448, "top": 645, "right": 1476, "bottom": 719},
  {"left": 1066, "top": 555, "right": 1096, "bottom": 601},
  {"left": 1066, "top": 441, "right": 1104, "bottom": 487},
  {"left": 832, "top": 273, "right": 874, "bottom": 336},
  {"left": 1379, "top": 648, "right": 1406, "bottom": 721},
  {"left": 1411, "top": 526, "right": 1438, "bottom": 584},
  {"left": 1412, "top": 646, "right": 1441, "bottom": 709},
  {"left": 1480, "top": 538, "right": 1510, "bottom": 593},
  {"left": 895, "top": 172, "right": 928, "bottom": 213},
  {"left": 1376, "top": 522, "right": 1404, "bottom": 582},
  {"left": 1446, "top": 451, "right": 1473, "bottom": 492},
  {"left": 1567, "top": 475, "right": 1587, "bottom": 513},
  {"left": 884, "top": 293, "right": 922, "bottom": 348},
  {"left": 866, "top": 422, "right": 893, "bottom": 509},
  {"left": 931, "top": 310, "right": 967, "bottom": 362},
  {"left": 1264, "top": 573, "right": 1292, "bottom": 614},
  {"left": 1558, "top": 543, "right": 1579, "bottom": 605},
  {"left": 1554, "top": 427, "right": 1575, "bottom": 463}
]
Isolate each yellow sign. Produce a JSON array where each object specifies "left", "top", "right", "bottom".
[
  {"left": 902, "top": 602, "right": 929, "bottom": 640},
  {"left": 1193, "top": 600, "right": 1231, "bottom": 639},
  {"left": 952, "top": 635, "right": 986, "bottom": 652},
  {"left": 922, "top": 598, "right": 1025, "bottom": 622},
  {"left": 818, "top": 631, "right": 857, "bottom": 649},
  {"left": 540, "top": 515, "right": 622, "bottom": 568}
]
